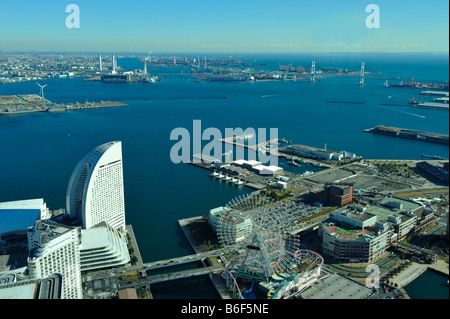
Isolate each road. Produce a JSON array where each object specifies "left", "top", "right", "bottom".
[
  {"left": 83, "top": 248, "right": 228, "bottom": 281},
  {"left": 118, "top": 265, "right": 224, "bottom": 288}
]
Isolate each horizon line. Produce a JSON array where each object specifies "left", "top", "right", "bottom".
[{"left": 1, "top": 51, "right": 449, "bottom": 55}]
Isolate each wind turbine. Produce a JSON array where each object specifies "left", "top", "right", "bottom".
[{"left": 37, "top": 82, "right": 48, "bottom": 105}]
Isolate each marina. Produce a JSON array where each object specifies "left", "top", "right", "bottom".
[{"left": 210, "top": 170, "right": 245, "bottom": 185}]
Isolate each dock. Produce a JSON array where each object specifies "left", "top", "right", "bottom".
[
  {"left": 217, "top": 134, "right": 280, "bottom": 156},
  {"left": 364, "top": 125, "right": 449, "bottom": 145},
  {"left": 419, "top": 90, "right": 449, "bottom": 97},
  {"left": 188, "top": 160, "right": 266, "bottom": 190},
  {"left": 413, "top": 102, "right": 449, "bottom": 110},
  {"left": 0, "top": 94, "right": 127, "bottom": 115}
]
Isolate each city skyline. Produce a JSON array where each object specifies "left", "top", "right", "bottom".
[{"left": 0, "top": 0, "right": 448, "bottom": 53}]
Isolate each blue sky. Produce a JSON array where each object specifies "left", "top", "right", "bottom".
[{"left": 0, "top": 0, "right": 448, "bottom": 53}]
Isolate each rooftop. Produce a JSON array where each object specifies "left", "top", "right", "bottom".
[
  {"left": 365, "top": 205, "right": 409, "bottom": 222},
  {"left": 0, "top": 199, "right": 46, "bottom": 234},
  {"left": 80, "top": 227, "right": 110, "bottom": 250},
  {"left": 378, "top": 197, "right": 423, "bottom": 213},
  {"left": 301, "top": 273, "right": 371, "bottom": 299},
  {"left": 0, "top": 198, "right": 44, "bottom": 210},
  {"left": 0, "top": 283, "right": 37, "bottom": 299}
]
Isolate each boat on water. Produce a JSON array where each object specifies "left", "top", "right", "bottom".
[
  {"left": 278, "top": 138, "right": 291, "bottom": 144},
  {"left": 210, "top": 170, "right": 220, "bottom": 178},
  {"left": 288, "top": 160, "right": 300, "bottom": 167},
  {"left": 47, "top": 108, "right": 65, "bottom": 113},
  {"left": 421, "top": 154, "right": 446, "bottom": 160},
  {"left": 0, "top": 109, "right": 37, "bottom": 115}
]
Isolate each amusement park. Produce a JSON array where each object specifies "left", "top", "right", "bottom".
[{"left": 213, "top": 194, "right": 324, "bottom": 299}]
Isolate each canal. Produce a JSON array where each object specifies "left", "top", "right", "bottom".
[{"left": 404, "top": 269, "right": 449, "bottom": 299}]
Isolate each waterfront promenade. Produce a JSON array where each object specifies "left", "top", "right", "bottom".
[
  {"left": 391, "top": 263, "right": 428, "bottom": 289},
  {"left": 126, "top": 224, "right": 143, "bottom": 266}
]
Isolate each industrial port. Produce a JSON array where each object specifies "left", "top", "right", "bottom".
[
  {"left": 189, "top": 61, "right": 369, "bottom": 82},
  {"left": 408, "top": 90, "right": 449, "bottom": 110},
  {"left": 0, "top": 93, "right": 127, "bottom": 115}
]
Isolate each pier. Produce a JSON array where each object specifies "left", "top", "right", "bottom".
[
  {"left": 0, "top": 94, "right": 127, "bottom": 115},
  {"left": 363, "top": 125, "right": 449, "bottom": 145},
  {"left": 218, "top": 134, "right": 280, "bottom": 155}
]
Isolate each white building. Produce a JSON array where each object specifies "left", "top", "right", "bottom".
[
  {"left": 284, "top": 145, "right": 344, "bottom": 161},
  {"left": 27, "top": 220, "right": 83, "bottom": 299},
  {"left": 233, "top": 160, "right": 283, "bottom": 176},
  {"left": 259, "top": 165, "right": 283, "bottom": 176},
  {"left": 276, "top": 181, "right": 288, "bottom": 189},
  {"left": 80, "top": 222, "right": 130, "bottom": 272},
  {"left": 208, "top": 207, "right": 253, "bottom": 245},
  {"left": 66, "top": 141, "right": 126, "bottom": 232},
  {"left": 333, "top": 206, "right": 377, "bottom": 229}
]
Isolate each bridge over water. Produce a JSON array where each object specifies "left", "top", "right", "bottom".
[
  {"left": 84, "top": 249, "right": 228, "bottom": 284},
  {"left": 118, "top": 265, "right": 224, "bottom": 288}
]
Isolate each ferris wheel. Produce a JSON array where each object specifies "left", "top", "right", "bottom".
[{"left": 216, "top": 193, "right": 323, "bottom": 298}]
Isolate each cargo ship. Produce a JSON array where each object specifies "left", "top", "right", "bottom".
[
  {"left": 387, "top": 77, "right": 449, "bottom": 90},
  {"left": 0, "top": 108, "right": 37, "bottom": 115},
  {"left": 421, "top": 154, "right": 446, "bottom": 160}
]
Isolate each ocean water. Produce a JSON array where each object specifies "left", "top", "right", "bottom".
[{"left": 0, "top": 53, "right": 448, "bottom": 298}]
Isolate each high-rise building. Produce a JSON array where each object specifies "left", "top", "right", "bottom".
[
  {"left": 27, "top": 220, "right": 82, "bottom": 299},
  {"left": 66, "top": 141, "right": 126, "bottom": 232}
]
